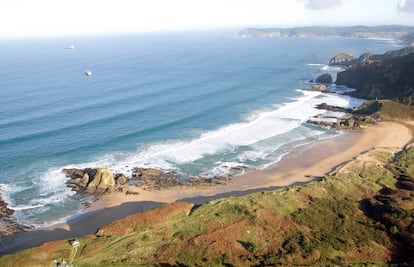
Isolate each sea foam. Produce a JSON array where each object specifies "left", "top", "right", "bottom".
[{"left": 66, "top": 89, "right": 361, "bottom": 179}]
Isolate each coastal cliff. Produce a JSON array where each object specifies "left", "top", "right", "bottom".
[{"left": 335, "top": 46, "right": 414, "bottom": 102}]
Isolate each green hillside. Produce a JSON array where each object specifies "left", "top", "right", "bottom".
[{"left": 1, "top": 145, "right": 414, "bottom": 266}]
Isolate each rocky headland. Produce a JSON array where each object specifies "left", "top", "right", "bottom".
[
  {"left": 306, "top": 45, "right": 414, "bottom": 130},
  {"left": 335, "top": 46, "right": 414, "bottom": 102}
]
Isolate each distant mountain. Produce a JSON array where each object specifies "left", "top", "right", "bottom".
[{"left": 237, "top": 25, "right": 414, "bottom": 46}]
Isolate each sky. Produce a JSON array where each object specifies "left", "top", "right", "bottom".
[{"left": 0, "top": 0, "right": 413, "bottom": 37}]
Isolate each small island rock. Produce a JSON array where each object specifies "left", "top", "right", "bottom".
[{"left": 315, "top": 73, "right": 333, "bottom": 84}]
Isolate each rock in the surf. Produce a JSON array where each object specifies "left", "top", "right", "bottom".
[
  {"left": 315, "top": 73, "right": 333, "bottom": 84},
  {"left": 63, "top": 167, "right": 122, "bottom": 195},
  {"left": 302, "top": 84, "right": 327, "bottom": 92}
]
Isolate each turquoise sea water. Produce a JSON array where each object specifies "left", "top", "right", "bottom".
[{"left": 0, "top": 30, "right": 400, "bottom": 226}]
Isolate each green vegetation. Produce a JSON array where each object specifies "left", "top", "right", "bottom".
[
  {"left": 1, "top": 146, "right": 414, "bottom": 266},
  {"left": 376, "top": 100, "right": 414, "bottom": 120}
]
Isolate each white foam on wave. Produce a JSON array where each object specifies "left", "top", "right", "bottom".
[
  {"left": 50, "top": 89, "right": 364, "bottom": 182},
  {"left": 0, "top": 183, "right": 29, "bottom": 196},
  {"left": 107, "top": 92, "right": 323, "bottom": 173},
  {"left": 306, "top": 63, "right": 344, "bottom": 72},
  {"left": 82, "top": 90, "right": 361, "bottom": 176},
  {"left": 307, "top": 63, "right": 326, "bottom": 67},
  {"left": 321, "top": 65, "right": 344, "bottom": 72},
  {"left": 16, "top": 169, "right": 75, "bottom": 210},
  {"left": 37, "top": 169, "right": 75, "bottom": 197},
  {"left": 9, "top": 204, "right": 45, "bottom": 211},
  {"left": 113, "top": 117, "right": 301, "bottom": 174}
]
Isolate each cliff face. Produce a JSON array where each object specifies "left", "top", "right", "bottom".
[{"left": 336, "top": 47, "right": 414, "bottom": 102}]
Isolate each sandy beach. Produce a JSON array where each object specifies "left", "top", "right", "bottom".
[
  {"left": 96, "top": 120, "right": 414, "bottom": 207},
  {"left": 1, "top": 120, "right": 414, "bottom": 255}
]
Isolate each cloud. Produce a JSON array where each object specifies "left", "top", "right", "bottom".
[
  {"left": 398, "top": 0, "right": 414, "bottom": 12},
  {"left": 298, "top": 0, "right": 342, "bottom": 10}
]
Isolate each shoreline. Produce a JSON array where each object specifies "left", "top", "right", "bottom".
[{"left": 1, "top": 121, "right": 413, "bottom": 255}]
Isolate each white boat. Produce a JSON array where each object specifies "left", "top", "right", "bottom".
[
  {"left": 65, "top": 45, "right": 75, "bottom": 49},
  {"left": 85, "top": 70, "right": 92, "bottom": 76}
]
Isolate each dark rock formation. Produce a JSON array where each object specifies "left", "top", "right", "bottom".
[
  {"left": 314, "top": 102, "right": 350, "bottom": 113},
  {"left": 307, "top": 116, "right": 368, "bottom": 130},
  {"left": 307, "top": 101, "right": 382, "bottom": 129},
  {"left": 335, "top": 46, "right": 414, "bottom": 102},
  {"left": 0, "top": 196, "right": 13, "bottom": 219},
  {"left": 315, "top": 73, "right": 333, "bottom": 84},
  {"left": 132, "top": 168, "right": 181, "bottom": 190},
  {"left": 131, "top": 168, "right": 233, "bottom": 190},
  {"left": 0, "top": 186, "right": 31, "bottom": 236},
  {"left": 187, "top": 176, "right": 232, "bottom": 186}
]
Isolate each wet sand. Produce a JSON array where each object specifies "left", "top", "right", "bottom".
[{"left": 1, "top": 121, "right": 413, "bottom": 255}]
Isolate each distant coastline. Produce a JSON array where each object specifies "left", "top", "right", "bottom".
[{"left": 237, "top": 25, "right": 414, "bottom": 46}]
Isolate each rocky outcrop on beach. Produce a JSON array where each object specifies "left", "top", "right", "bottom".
[
  {"left": 132, "top": 168, "right": 182, "bottom": 190},
  {"left": 131, "top": 167, "right": 233, "bottom": 190},
  {"left": 307, "top": 100, "right": 388, "bottom": 129},
  {"left": 0, "top": 187, "right": 30, "bottom": 236},
  {"left": 63, "top": 168, "right": 127, "bottom": 195},
  {"left": 63, "top": 167, "right": 235, "bottom": 194},
  {"left": 309, "top": 99, "right": 414, "bottom": 130}
]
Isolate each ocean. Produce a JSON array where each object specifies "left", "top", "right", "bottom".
[{"left": 0, "top": 30, "right": 400, "bottom": 227}]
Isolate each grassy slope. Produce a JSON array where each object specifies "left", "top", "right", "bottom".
[
  {"left": 376, "top": 100, "right": 414, "bottom": 120},
  {"left": 2, "top": 145, "right": 413, "bottom": 266}
]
